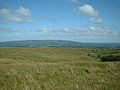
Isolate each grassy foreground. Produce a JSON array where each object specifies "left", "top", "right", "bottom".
[{"left": 0, "top": 47, "right": 120, "bottom": 90}]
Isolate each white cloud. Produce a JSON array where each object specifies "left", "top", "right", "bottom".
[
  {"left": 64, "top": 27, "right": 69, "bottom": 32},
  {"left": 26, "top": 19, "right": 35, "bottom": 23},
  {"left": 35, "top": 25, "right": 120, "bottom": 38},
  {"left": 8, "top": 16, "right": 22, "bottom": 23},
  {"left": 76, "top": 4, "right": 104, "bottom": 24},
  {"left": 16, "top": 7, "right": 31, "bottom": 16},
  {"left": 37, "top": 28, "right": 48, "bottom": 32},
  {"left": 0, "top": 9, "right": 10, "bottom": 16},
  {"left": 77, "top": 4, "right": 99, "bottom": 16},
  {"left": 0, "top": 7, "right": 34, "bottom": 23},
  {"left": 36, "top": 27, "right": 71, "bottom": 33},
  {"left": 89, "top": 27, "right": 108, "bottom": 34},
  {"left": 36, "top": 26, "right": 120, "bottom": 38},
  {"left": 0, "top": 9, "right": 22, "bottom": 23},
  {"left": 73, "top": 26, "right": 120, "bottom": 38},
  {"left": 89, "top": 17, "right": 103, "bottom": 24},
  {"left": 87, "top": 26, "right": 120, "bottom": 37}
]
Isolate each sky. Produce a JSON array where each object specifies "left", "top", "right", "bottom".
[{"left": 0, "top": 0, "right": 120, "bottom": 43}]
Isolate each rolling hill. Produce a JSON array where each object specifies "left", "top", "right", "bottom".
[{"left": 0, "top": 40, "right": 120, "bottom": 48}]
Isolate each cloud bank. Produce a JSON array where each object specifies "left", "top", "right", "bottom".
[{"left": 36, "top": 26, "right": 120, "bottom": 38}]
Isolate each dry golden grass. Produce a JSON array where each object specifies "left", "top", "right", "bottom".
[{"left": 0, "top": 47, "right": 120, "bottom": 90}]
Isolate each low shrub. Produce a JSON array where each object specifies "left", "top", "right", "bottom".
[{"left": 101, "top": 55, "right": 120, "bottom": 62}]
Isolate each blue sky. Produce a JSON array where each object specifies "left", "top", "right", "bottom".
[{"left": 0, "top": 0, "right": 120, "bottom": 43}]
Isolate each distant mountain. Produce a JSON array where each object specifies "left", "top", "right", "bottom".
[{"left": 0, "top": 40, "right": 120, "bottom": 48}]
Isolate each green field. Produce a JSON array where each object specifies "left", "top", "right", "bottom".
[{"left": 0, "top": 47, "right": 120, "bottom": 90}]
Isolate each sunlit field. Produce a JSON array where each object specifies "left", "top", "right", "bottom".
[{"left": 0, "top": 47, "right": 120, "bottom": 90}]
